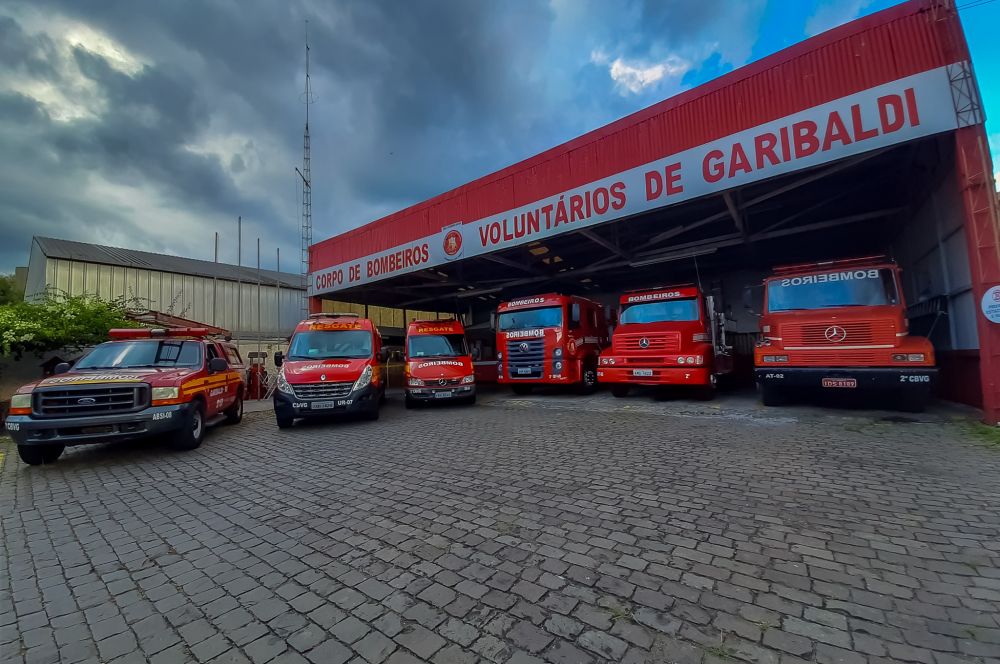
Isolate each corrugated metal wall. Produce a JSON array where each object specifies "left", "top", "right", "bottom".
[
  {"left": 311, "top": 0, "right": 966, "bottom": 271},
  {"left": 34, "top": 257, "right": 303, "bottom": 338}
]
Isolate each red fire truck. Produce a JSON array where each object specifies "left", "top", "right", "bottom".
[
  {"left": 4, "top": 328, "right": 246, "bottom": 465},
  {"left": 273, "top": 313, "right": 386, "bottom": 427},
  {"left": 753, "top": 256, "right": 937, "bottom": 411},
  {"left": 598, "top": 285, "right": 733, "bottom": 399},
  {"left": 404, "top": 319, "right": 476, "bottom": 408},
  {"left": 495, "top": 293, "right": 608, "bottom": 394}
]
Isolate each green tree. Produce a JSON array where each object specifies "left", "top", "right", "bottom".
[
  {"left": 0, "top": 273, "right": 24, "bottom": 305},
  {"left": 0, "top": 290, "right": 141, "bottom": 359}
]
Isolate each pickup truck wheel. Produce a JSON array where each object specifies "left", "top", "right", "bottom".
[
  {"left": 512, "top": 384, "right": 533, "bottom": 396},
  {"left": 225, "top": 394, "right": 244, "bottom": 424},
  {"left": 170, "top": 402, "right": 206, "bottom": 450},
  {"left": 760, "top": 384, "right": 786, "bottom": 407},
  {"left": 611, "top": 385, "right": 630, "bottom": 398},
  {"left": 17, "top": 444, "right": 64, "bottom": 465},
  {"left": 276, "top": 414, "right": 294, "bottom": 429}
]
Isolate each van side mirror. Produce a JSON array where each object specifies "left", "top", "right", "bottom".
[
  {"left": 471, "top": 347, "right": 481, "bottom": 361},
  {"left": 54, "top": 362, "right": 71, "bottom": 375},
  {"left": 377, "top": 349, "right": 388, "bottom": 362},
  {"left": 273, "top": 351, "right": 284, "bottom": 367},
  {"left": 209, "top": 358, "right": 229, "bottom": 373}
]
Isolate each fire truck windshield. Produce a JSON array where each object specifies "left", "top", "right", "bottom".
[
  {"left": 408, "top": 334, "right": 468, "bottom": 358},
  {"left": 767, "top": 268, "right": 899, "bottom": 312},
  {"left": 288, "top": 330, "right": 373, "bottom": 359},
  {"left": 498, "top": 306, "right": 562, "bottom": 331},
  {"left": 76, "top": 340, "right": 203, "bottom": 369},
  {"left": 620, "top": 299, "right": 698, "bottom": 324}
]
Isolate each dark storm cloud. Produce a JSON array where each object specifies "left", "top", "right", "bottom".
[{"left": 0, "top": 0, "right": 764, "bottom": 273}]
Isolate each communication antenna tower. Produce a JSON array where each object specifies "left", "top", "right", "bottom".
[{"left": 296, "top": 19, "right": 315, "bottom": 317}]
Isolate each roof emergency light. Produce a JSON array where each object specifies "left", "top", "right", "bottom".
[
  {"left": 772, "top": 255, "right": 890, "bottom": 274},
  {"left": 108, "top": 328, "right": 211, "bottom": 339}
]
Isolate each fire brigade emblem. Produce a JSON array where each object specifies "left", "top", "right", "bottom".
[
  {"left": 518, "top": 342, "right": 529, "bottom": 353},
  {"left": 638, "top": 337, "right": 650, "bottom": 348},
  {"left": 443, "top": 228, "right": 463, "bottom": 259},
  {"left": 824, "top": 326, "right": 847, "bottom": 343}
]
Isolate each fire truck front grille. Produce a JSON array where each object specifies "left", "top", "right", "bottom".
[
  {"left": 33, "top": 384, "right": 149, "bottom": 418},
  {"left": 506, "top": 339, "right": 545, "bottom": 379},
  {"left": 783, "top": 320, "right": 895, "bottom": 346},
  {"left": 791, "top": 350, "right": 882, "bottom": 365},
  {"left": 616, "top": 333, "right": 681, "bottom": 353},
  {"left": 292, "top": 382, "right": 353, "bottom": 400}
]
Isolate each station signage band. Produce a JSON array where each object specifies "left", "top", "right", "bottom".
[{"left": 310, "top": 64, "right": 963, "bottom": 295}]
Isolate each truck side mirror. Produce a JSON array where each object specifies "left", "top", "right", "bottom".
[
  {"left": 489, "top": 312, "right": 496, "bottom": 331},
  {"left": 209, "top": 357, "right": 229, "bottom": 373},
  {"left": 570, "top": 303, "right": 581, "bottom": 329},
  {"left": 377, "top": 349, "right": 388, "bottom": 362},
  {"left": 54, "top": 362, "right": 71, "bottom": 375},
  {"left": 471, "top": 347, "right": 481, "bottom": 361},
  {"left": 742, "top": 285, "right": 762, "bottom": 316},
  {"left": 273, "top": 351, "right": 284, "bottom": 367}
]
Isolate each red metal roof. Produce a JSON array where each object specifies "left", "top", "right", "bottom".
[{"left": 311, "top": 0, "right": 968, "bottom": 272}]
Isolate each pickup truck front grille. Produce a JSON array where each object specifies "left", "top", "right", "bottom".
[
  {"left": 33, "top": 384, "right": 149, "bottom": 418},
  {"left": 292, "top": 382, "right": 353, "bottom": 400}
]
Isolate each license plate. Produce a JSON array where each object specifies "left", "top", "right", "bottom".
[
  {"left": 632, "top": 369, "right": 653, "bottom": 377},
  {"left": 434, "top": 391, "right": 452, "bottom": 399},
  {"left": 516, "top": 367, "right": 531, "bottom": 375},
  {"left": 821, "top": 378, "right": 857, "bottom": 389},
  {"left": 311, "top": 400, "right": 337, "bottom": 409}
]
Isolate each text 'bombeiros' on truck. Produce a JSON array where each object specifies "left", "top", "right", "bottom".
[
  {"left": 598, "top": 285, "right": 733, "bottom": 400},
  {"left": 404, "top": 318, "right": 476, "bottom": 408},
  {"left": 495, "top": 293, "right": 608, "bottom": 395},
  {"left": 750, "top": 256, "right": 937, "bottom": 411},
  {"left": 4, "top": 328, "right": 246, "bottom": 465},
  {"left": 272, "top": 313, "right": 387, "bottom": 427}
]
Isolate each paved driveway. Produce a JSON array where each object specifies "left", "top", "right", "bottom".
[{"left": 2, "top": 391, "right": 999, "bottom": 664}]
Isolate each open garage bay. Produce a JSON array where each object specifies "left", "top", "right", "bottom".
[{"left": 2, "top": 393, "right": 999, "bottom": 664}]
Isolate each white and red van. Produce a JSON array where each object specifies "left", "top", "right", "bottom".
[{"left": 404, "top": 319, "right": 476, "bottom": 408}]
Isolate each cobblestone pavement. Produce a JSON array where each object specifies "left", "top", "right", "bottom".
[{"left": 2, "top": 391, "right": 1000, "bottom": 664}]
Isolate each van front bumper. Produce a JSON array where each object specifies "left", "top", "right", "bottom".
[
  {"left": 273, "top": 384, "right": 379, "bottom": 419},
  {"left": 755, "top": 367, "right": 937, "bottom": 390},
  {"left": 4, "top": 403, "right": 193, "bottom": 447},
  {"left": 406, "top": 385, "right": 475, "bottom": 401}
]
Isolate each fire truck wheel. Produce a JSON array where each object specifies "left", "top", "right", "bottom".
[
  {"left": 695, "top": 385, "right": 716, "bottom": 401},
  {"left": 760, "top": 384, "right": 787, "bottom": 407},
  {"left": 577, "top": 363, "right": 598, "bottom": 395},
  {"left": 897, "top": 392, "right": 928, "bottom": 413},
  {"left": 225, "top": 394, "right": 244, "bottom": 424},
  {"left": 170, "top": 402, "right": 206, "bottom": 451},
  {"left": 276, "top": 414, "right": 294, "bottom": 429},
  {"left": 611, "top": 385, "right": 630, "bottom": 398},
  {"left": 17, "top": 444, "right": 64, "bottom": 465},
  {"left": 512, "top": 384, "right": 533, "bottom": 395},
  {"left": 404, "top": 395, "right": 417, "bottom": 409}
]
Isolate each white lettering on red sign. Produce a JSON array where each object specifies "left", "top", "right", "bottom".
[
  {"left": 779, "top": 269, "right": 879, "bottom": 287},
  {"left": 309, "top": 65, "right": 960, "bottom": 295},
  {"left": 504, "top": 329, "right": 545, "bottom": 339},
  {"left": 505, "top": 297, "right": 547, "bottom": 308},
  {"left": 626, "top": 291, "right": 685, "bottom": 303}
]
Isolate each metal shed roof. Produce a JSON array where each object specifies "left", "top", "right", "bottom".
[{"left": 33, "top": 236, "right": 304, "bottom": 290}]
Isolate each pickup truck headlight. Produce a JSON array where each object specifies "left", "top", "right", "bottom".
[
  {"left": 352, "top": 365, "right": 373, "bottom": 392},
  {"left": 408, "top": 377, "right": 423, "bottom": 387},
  {"left": 10, "top": 394, "right": 31, "bottom": 409},
  {"left": 276, "top": 370, "right": 294, "bottom": 394},
  {"left": 461, "top": 375, "right": 475, "bottom": 384},
  {"left": 151, "top": 387, "right": 179, "bottom": 401}
]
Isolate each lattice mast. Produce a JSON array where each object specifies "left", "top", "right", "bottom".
[{"left": 298, "top": 20, "right": 315, "bottom": 317}]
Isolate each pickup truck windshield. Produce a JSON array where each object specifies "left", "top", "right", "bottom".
[
  {"left": 76, "top": 340, "right": 203, "bottom": 369},
  {"left": 767, "top": 268, "right": 899, "bottom": 312},
  {"left": 498, "top": 306, "right": 562, "bottom": 331},
  {"left": 620, "top": 299, "right": 699, "bottom": 324},
  {"left": 289, "top": 330, "right": 372, "bottom": 359},
  {"left": 408, "top": 334, "right": 467, "bottom": 358}
]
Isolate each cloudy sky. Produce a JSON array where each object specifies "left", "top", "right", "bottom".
[{"left": 1, "top": 0, "right": 997, "bottom": 274}]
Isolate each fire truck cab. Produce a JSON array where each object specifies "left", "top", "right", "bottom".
[
  {"left": 273, "top": 313, "right": 387, "bottom": 427},
  {"left": 404, "top": 319, "right": 476, "bottom": 408},
  {"left": 598, "top": 285, "right": 733, "bottom": 399},
  {"left": 753, "top": 256, "right": 937, "bottom": 411},
  {"left": 495, "top": 293, "right": 608, "bottom": 395},
  {"left": 4, "top": 328, "right": 246, "bottom": 465}
]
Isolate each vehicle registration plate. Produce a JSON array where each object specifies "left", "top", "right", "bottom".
[
  {"left": 821, "top": 377, "right": 857, "bottom": 389},
  {"left": 632, "top": 369, "right": 654, "bottom": 377},
  {"left": 311, "top": 400, "right": 338, "bottom": 409},
  {"left": 434, "top": 391, "right": 452, "bottom": 399},
  {"left": 516, "top": 367, "right": 531, "bottom": 375}
]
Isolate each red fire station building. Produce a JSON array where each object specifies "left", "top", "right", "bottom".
[{"left": 308, "top": 0, "right": 999, "bottom": 424}]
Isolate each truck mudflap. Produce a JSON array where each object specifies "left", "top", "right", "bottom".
[
  {"left": 4, "top": 403, "right": 194, "bottom": 447},
  {"left": 598, "top": 366, "right": 712, "bottom": 386},
  {"left": 755, "top": 367, "right": 937, "bottom": 390}
]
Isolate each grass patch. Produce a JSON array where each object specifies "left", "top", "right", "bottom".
[
  {"left": 605, "top": 605, "right": 634, "bottom": 624},
  {"left": 703, "top": 641, "right": 737, "bottom": 660},
  {"left": 494, "top": 520, "right": 520, "bottom": 536},
  {"left": 964, "top": 421, "right": 1000, "bottom": 448},
  {"left": 752, "top": 620, "right": 776, "bottom": 632}
]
